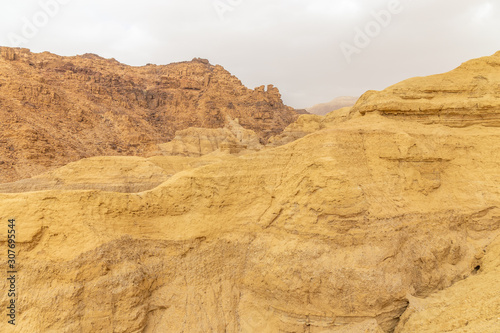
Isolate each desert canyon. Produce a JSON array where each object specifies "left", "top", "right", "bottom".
[{"left": 0, "top": 47, "right": 499, "bottom": 332}]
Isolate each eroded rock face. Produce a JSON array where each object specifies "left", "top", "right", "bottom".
[
  {"left": 268, "top": 107, "right": 352, "bottom": 146},
  {"left": 157, "top": 117, "right": 263, "bottom": 157},
  {"left": 0, "top": 47, "right": 297, "bottom": 183},
  {"left": 0, "top": 114, "right": 499, "bottom": 332},
  {"left": 395, "top": 232, "right": 500, "bottom": 333},
  {"left": 0, "top": 51, "right": 499, "bottom": 333},
  {"left": 0, "top": 155, "right": 233, "bottom": 193},
  {"left": 350, "top": 51, "right": 500, "bottom": 127}
]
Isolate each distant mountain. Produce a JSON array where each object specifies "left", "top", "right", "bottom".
[{"left": 306, "top": 96, "right": 358, "bottom": 115}]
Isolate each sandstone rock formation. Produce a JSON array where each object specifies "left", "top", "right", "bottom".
[
  {"left": 0, "top": 51, "right": 499, "bottom": 333},
  {"left": 0, "top": 47, "right": 298, "bottom": 183},
  {"left": 157, "top": 117, "right": 263, "bottom": 157},
  {"left": 307, "top": 96, "right": 358, "bottom": 116},
  {"left": 0, "top": 154, "right": 233, "bottom": 193},
  {"left": 268, "top": 107, "right": 352, "bottom": 146},
  {"left": 350, "top": 51, "right": 500, "bottom": 127},
  {"left": 1, "top": 113, "right": 499, "bottom": 332},
  {"left": 396, "top": 232, "right": 500, "bottom": 333}
]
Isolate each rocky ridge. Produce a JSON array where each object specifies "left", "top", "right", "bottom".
[
  {"left": 350, "top": 51, "right": 500, "bottom": 127},
  {"left": 268, "top": 106, "right": 352, "bottom": 146},
  {"left": 157, "top": 117, "right": 263, "bottom": 157},
  {"left": 0, "top": 47, "right": 298, "bottom": 183},
  {"left": 0, "top": 154, "right": 233, "bottom": 193}
]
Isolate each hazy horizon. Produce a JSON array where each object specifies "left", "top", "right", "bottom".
[{"left": 1, "top": 0, "right": 499, "bottom": 108}]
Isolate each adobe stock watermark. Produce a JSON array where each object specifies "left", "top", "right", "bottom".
[
  {"left": 340, "top": 0, "right": 409, "bottom": 64},
  {"left": 7, "top": 0, "right": 73, "bottom": 46},
  {"left": 213, "top": 0, "right": 244, "bottom": 21}
]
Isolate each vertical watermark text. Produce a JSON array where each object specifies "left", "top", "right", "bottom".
[{"left": 6, "top": 218, "right": 17, "bottom": 326}]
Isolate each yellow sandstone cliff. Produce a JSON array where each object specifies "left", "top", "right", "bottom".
[{"left": 350, "top": 51, "right": 500, "bottom": 127}]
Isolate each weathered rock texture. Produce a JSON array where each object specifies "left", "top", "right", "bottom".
[
  {"left": 268, "top": 107, "right": 352, "bottom": 146},
  {"left": 351, "top": 51, "right": 500, "bottom": 127},
  {"left": 0, "top": 154, "right": 232, "bottom": 193},
  {"left": 0, "top": 51, "right": 499, "bottom": 333},
  {"left": 0, "top": 47, "right": 297, "bottom": 183},
  {"left": 1, "top": 112, "right": 499, "bottom": 332},
  {"left": 307, "top": 96, "right": 358, "bottom": 116},
  {"left": 157, "top": 117, "right": 263, "bottom": 157},
  {"left": 396, "top": 232, "right": 500, "bottom": 333}
]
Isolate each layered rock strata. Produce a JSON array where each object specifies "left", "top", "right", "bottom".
[{"left": 0, "top": 47, "right": 297, "bottom": 182}]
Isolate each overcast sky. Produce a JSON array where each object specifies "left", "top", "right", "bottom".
[{"left": 1, "top": 0, "right": 499, "bottom": 108}]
